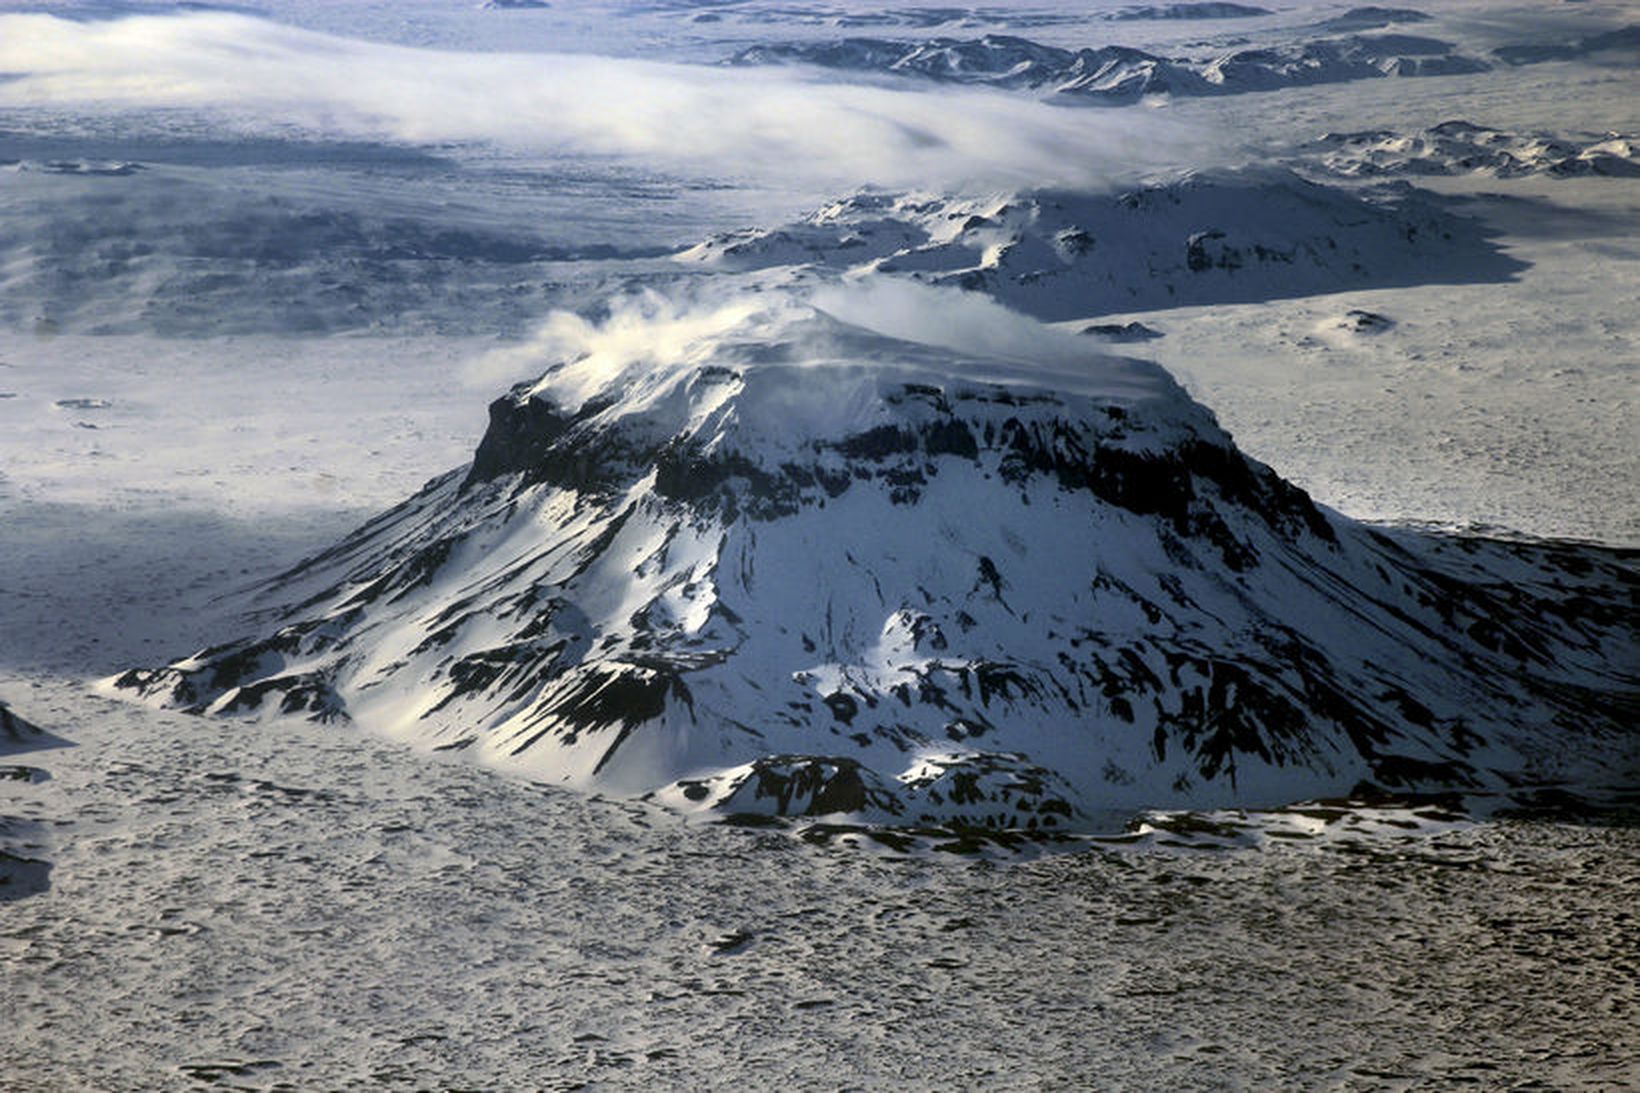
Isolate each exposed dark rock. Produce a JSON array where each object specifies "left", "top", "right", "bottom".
[
  {"left": 1081, "top": 321, "right": 1163, "bottom": 342},
  {"left": 0, "top": 851, "right": 51, "bottom": 903}
]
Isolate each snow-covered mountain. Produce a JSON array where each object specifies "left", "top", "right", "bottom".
[
  {"left": 1313, "top": 7, "right": 1432, "bottom": 33},
  {"left": 109, "top": 285, "right": 1637, "bottom": 833},
  {"left": 678, "top": 169, "right": 1522, "bottom": 321},
  {"left": 1301, "top": 122, "right": 1640, "bottom": 179},
  {"left": 726, "top": 30, "right": 1489, "bottom": 103}
]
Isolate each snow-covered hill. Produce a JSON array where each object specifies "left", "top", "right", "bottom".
[
  {"left": 1300, "top": 121, "right": 1640, "bottom": 179},
  {"left": 679, "top": 169, "right": 1523, "bottom": 321},
  {"left": 1313, "top": 7, "right": 1432, "bottom": 34},
  {"left": 1106, "top": 4, "right": 1270, "bottom": 22},
  {"left": 726, "top": 30, "right": 1490, "bottom": 103},
  {"left": 109, "top": 284, "right": 1637, "bottom": 834}
]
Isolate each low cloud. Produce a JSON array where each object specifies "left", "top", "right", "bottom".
[
  {"left": 466, "top": 277, "right": 1176, "bottom": 409},
  {"left": 0, "top": 12, "right": 1205, "bottom": 191},
  {"left": 464, "top": 288, "right": 795, "bottom": 401}
]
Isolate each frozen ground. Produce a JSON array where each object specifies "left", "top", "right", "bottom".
[
  {"left": 1124, "top": 175, "right": 1639, "bottom": 544},
  {"left": 1, "top": 0, "right": 1637, "bottom": 1087},
  {"left": 4, "top": 676, "right": 1636, "bottom": 1090}
]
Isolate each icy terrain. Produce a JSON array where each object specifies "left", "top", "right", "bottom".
[
  {"left": 1, "top": 0, "right": 1637, "bottom": 1087},
  {"left": 1299, "top": 120, "right": 1640, "bottom": 179},
  {"left": 4, "top": 673, "right": 1636, "bottom": 1090}
]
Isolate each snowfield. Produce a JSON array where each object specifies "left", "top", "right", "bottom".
[
  {"left": 3, "top": 673, "right": 1636, "bottom": 1089},
  {"left": 1, "top": 0, "right": 1637, "bottom": 1087}
]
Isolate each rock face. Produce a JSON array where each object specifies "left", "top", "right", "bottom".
[
  {"left": 110, "top": 290, "right": 1638, "bottom": 832},
  {"left": 726, "top": 31, "right": 1489, "bottom": 103},
  {"left": 679, "top": 170, "right": 1524, "bottom": 321}
]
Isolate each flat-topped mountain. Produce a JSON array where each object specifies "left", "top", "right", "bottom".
[{"left": 110, "top": 286, "right": 1638, "bottom": 832}]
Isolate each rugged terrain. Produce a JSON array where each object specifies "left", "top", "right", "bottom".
[{"left": 111, "top": 289, "right": 1637, "bottom": 831}]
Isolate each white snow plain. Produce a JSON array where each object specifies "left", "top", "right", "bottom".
[{"left": 2, "top": 0, "right": 1637, "bottom": 1087}]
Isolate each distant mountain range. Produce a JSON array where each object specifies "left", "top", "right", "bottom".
[
  {"left": 726, "top": 26, "right": 1488, "bottom": 104},
  {"left": 1302, "top": 121, "right": 1640, "bottom": 179}
]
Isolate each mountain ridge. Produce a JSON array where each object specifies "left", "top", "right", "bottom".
[{"left": 725, "top": 30, "right": 1490, "bottom": 103}]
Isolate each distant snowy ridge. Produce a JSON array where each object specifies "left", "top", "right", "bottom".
[
  {"left": 671, "top": 4, "right": 1266, "bottom": 30},
  {"left": 678, "top": 169, "right": 1523, "bottom": 321},
  {"left": 1314, "top": 7, "right": 1431, "bottom": 33},
  {"left": 1493, "top": 24, "right": 1640, "bottom": 66},
  {"left": 725, "top": 30, "right": 1489, "bottom": 103},
  {"left": 1104, "top": 3, "right": 1271, "bottom": 20},
  {"left": 109, "top": 285, "right": 1638, "bottom": 833},
  {"left": 1302, "top": 121, "right": 1640, "bottom": 179}
]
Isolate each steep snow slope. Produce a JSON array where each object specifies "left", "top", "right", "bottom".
[
  {"left": 110, "top": 285, "right": 1637, "bottom": 832},
  {"left": 680, "top": 169, "right": 1523, "bottom": 321}
]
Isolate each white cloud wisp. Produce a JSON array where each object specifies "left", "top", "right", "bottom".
[{"left": 0, "top": 11, "right": 1203, "bottom": 191}]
